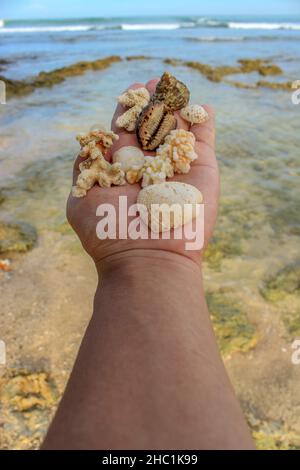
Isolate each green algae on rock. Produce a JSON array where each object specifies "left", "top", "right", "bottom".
[
  {"left": 204, "top": 233, "right": 243, "bottom": 270},
  {"left": 207, "top": 291, "right": 257, "bottom": 356},
  {"left": 283, "top": 310, "right": 300, "bottom": 337},
  {"left": 1, "top": 369, "right": 58, "bottom": 412},
  {"left": 126, "top": 55, "right": 152, "bottom": 61},
  {"left": 238, "top": 59, "right": 282, "bottom": 76},
  {"left": 0, "top": 369, "right": 58, "bottom": 450},
  {"left": 260, "top": 262, "right": 300, "bottom": 302},
  {"left": 257, "top": 80, "right": 293, "bottom": 90},
  {"left": 0, "top": 221, "right": 37, "bottom": 254},
  {"left": 247, "top": 413, "right": 300, "bottom": 450},
  {"left": 1, "top": 55, "right": 121, "bottom": 99}
]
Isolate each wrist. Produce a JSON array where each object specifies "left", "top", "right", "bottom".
[
  {"left": 94, "top": 249, "right": 203, "bottom": 304},
  {"left": 96, "top": 249, "right": 202, "bottom": 278}
]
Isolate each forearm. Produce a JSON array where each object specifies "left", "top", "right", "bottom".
[{"left": 42, "top": 250, "right": 254, "bottom": 450}]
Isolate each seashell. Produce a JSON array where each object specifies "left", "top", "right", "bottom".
[
  {"left": 152, "top": 72, "right": 190, "bottom": 111},
  {"left": 136, "top": 101, "right": 177, "bottom": 151},
  {"left": 137, "top": 182, "right": 202, "bottom": 233},
  {"left": 112, "top": 146, "right": 145, "bottom": 172},
  {"left": 180, "top": 105, "right": 209, "bottom": 125}
]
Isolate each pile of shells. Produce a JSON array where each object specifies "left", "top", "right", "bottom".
[{"left": 72, "top": 72, "right": 210, "bottom": 231}]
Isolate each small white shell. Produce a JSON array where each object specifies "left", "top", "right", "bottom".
[
  {"left": 112, "top": 146, "right": 145, "bottom": 173},
  {"left": 180, "top": 105, "right": 209, "bottom": 125},
  {"left": 137, "top": 182, "right": 203, "bottom": 232}
]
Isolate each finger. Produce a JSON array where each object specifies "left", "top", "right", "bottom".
[
  {"left": 145, "top": 78, "right": 160, "bottom": 95},
  {"left": 175, "top": 110, "right": 189, "bottom": 131},
  {"left": 111, "top": 81, "right": 144, "bottom": 134},
  {"left": 72, "top": 153, "right": 83, "bottom": 186},
  {"left": 190, "top": 105, "right": 215, "bottom": 151}
]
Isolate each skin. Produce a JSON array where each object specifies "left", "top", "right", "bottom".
[{"left": 42, "top": 79, "right": 255, "bottom": 450}]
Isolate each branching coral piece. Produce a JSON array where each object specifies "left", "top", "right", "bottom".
[
  {"left": 76, "top": 129, "right": 118, "bottom": 159},
  {"left": 157, "top": 129, "right": 198, "bottom": 174},
  {"left": 72, "top": 131, "right": 125, "bottom": 197},
  {"left": 116, "top": 87, "right": 150, "bottom": 132}
]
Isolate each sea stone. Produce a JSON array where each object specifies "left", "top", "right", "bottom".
[
  {"left": 112, "top": 146, "right": 145, "bottom": 172},
  {"left": 137, "top": 182, "right": 202, "bottom": 232}
]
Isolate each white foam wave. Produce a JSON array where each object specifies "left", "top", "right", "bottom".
[
  {"left": 228, "top": 22, "right": 300, "bottom": 30},
  {"left": 121, "top": 23, "right": 181, "bottom": 31},
  {"left": 0, "top": 25, "right": 94, "bottom": 33}
]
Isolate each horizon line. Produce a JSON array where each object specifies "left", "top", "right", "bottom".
[{"left": 2, "top": 13, "right": 298, "bottom": 21}]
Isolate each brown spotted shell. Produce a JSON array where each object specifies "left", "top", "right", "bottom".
[
  {"left": 152, "top": 72, "right": 190, "bottom": 111},
  {"left": 136, "top": 101, "right": 177, "bottom": 151}
]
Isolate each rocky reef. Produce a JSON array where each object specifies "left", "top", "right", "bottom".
[
  {"left": 0, "top": 221, "right": 37, "bottom": 254},
  {"left": 260, "top": 261, "right": 300, "bottom": 302},
  {"left": 0, "top": 368, "right": 58, "bottom": 449},
  {"left": 164, "top": 57, "right": 292, "bottom": 91},
  {"left": 207, "top": 291, "right": 257, "bottom": 356},
  {"left": 0, "top": 55, "right": 121, "bottom": 99}
]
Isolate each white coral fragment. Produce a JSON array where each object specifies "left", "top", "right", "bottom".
[
  {"left": 180, "top": 104, "right": 209, "bottom": 125},
  {"left": 140, "top": 155, "right": 174, "bottom": 188},
  {"left": 116, "top": 87, "right": 150, "bottom": 132},
  {"left": 157, "top": 129, "right": 198, "bottom": 175},
  {"left": 72, "top": 131, "right": 125, "bottom": 197},
  {"left": 76, "top": 129, "right": 118, "bottom": 159},
  {"left": 117, "top": 87, "right": 150, "bottom": 108}
]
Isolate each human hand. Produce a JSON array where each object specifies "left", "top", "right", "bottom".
[{"left": 67, "top": 78, "right": 219, "bottom": 268}]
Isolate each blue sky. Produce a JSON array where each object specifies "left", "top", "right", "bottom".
[{"left": 1, "top": 0, "right": 299, "bottom": 20}]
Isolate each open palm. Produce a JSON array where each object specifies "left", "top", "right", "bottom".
[{"left": 67, "top": 78, "right": 219, "bottom": 266}]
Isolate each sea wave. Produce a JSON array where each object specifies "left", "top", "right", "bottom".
[
  {"left": 228, "top": 22, "right": 300, "bottom": 30},
  {"left": 185, "top": 35, "right": 300, "bottom": 43},
  {"left": 121, "top": 23, "right": 183, "bottom": 31},
  {"left": 0, "top": 18, "right": 300, "bottom": 34}
]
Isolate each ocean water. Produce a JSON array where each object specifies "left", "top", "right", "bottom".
[
  {"left": 0, "top": 15, "right": 300, "bottom": 79},
  {"left": 0, "top": 16, "right": 300, "bottom": 448}
]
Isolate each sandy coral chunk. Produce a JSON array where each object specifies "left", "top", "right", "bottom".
[
  {"left": 116, "top": 87, "right": 150, "bottom": 132},
  {"left": 72, "top": 130, "right": 125, "bottom": 197},
  {"left": 116, "top": 106, "right": 143, "bottom": 132},
  {"left": 117, "top": 87, "right": 150, "bottom": 108},
  {"left": 140, "top": 155, "right": 174, "bottom": 188},
  {"left": 157, "top": 129, "right": 198, "bottom": 174},
  {"left": 76, "top": 129, "right": 118, "bottom": 159}
]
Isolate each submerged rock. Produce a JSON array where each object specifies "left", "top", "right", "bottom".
[
  {"left": 0, "top": 369, "right": 58, "bottom": 450},
  {"left": 204, "top": 233, "right": 243, "bottom": 269},
  {"left": 257, "top": 80, "right": 293, "bottom": 90},
  {"left": 260, "top": 262, "right": 300, "bottom": 302},
  {"left": 0, "top": 221, "right": 37, "bottom": 254},
  {"left": 283, "top": 310, "right": 300, "bottom": 337},
  {"left": 238, "top": 59, "right": 282, "bottom": 76},
  {"left": 1, "top": 55, "right": 121, "bottom": 99},
  {"left": 207, "top": 291, "right": 257, "bottom": 356}
]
